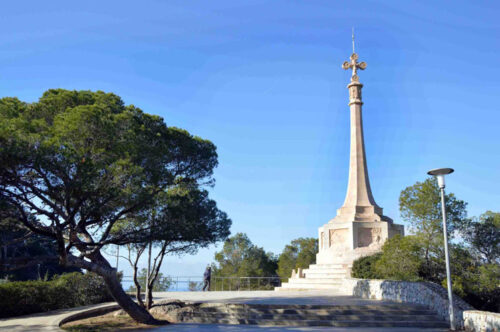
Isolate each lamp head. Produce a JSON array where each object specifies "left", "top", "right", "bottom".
[{"left": 427, "top": 168, "right": 454, "bottom": 189}]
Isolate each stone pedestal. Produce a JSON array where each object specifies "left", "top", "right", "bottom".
[{"left": 317, "top": 219, "right": 404, "bottom": 265}]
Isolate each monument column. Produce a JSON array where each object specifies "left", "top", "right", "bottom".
[
  {"left": 334, "top": 53, "right": 385, "bottom": 223},
  {"left": 277, "top": 37, "right": 406, "bottom": 290},
  {"left": 315, "top": 44, "right": 403, "bottom": 266}
]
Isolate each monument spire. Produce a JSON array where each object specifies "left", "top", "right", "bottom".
[
  {"left": 352, "top": 27, "right": 355, "bottom": 54},
  {"left": 278, "top": 35, "right": 404, "bottom": 284},
  {"left": 335, "top": 38, "right": 387, "bottom": 223}
]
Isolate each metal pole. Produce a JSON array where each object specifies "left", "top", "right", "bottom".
[{"left": 440, "top": 187, "right": 455, "bottom": 330}]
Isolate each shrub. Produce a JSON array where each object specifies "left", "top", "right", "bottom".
[
  {"left": 374, "top": 235, "right": 424, "bottom": 281},
  {"left": 351, "top": 253, "right": 382, "bottom": 279},
  {"left": 0, "top": 272, "right": 114, "bottom": 318}
]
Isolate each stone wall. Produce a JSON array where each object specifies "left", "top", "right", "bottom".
[
  {"left": 463, "top": 310, "right": 500, "bottom": 332},
  {"left": 341, "top": 278, "right": 473, "bottom": 329}
]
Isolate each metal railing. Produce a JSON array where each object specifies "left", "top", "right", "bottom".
[
  {"left": 212, "top": 276, "right": 282, "bottom": 291},
  {"left": 121, "top": 275, "right": 283, "bottom": 292},
  {"left": 121, "top": 275, "right": 204, "bottom": 292}
]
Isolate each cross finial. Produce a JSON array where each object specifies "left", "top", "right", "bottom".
[{"left": 342, "top": 31, "right": 366, "bottom": 82}]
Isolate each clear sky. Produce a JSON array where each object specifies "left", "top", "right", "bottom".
[{"left": 1, "top": 1, "right": 499, "bottom": 279}]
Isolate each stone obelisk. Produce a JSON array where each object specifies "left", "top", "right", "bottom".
[
  {"left": 315, "top": 46, "right": 404, "bottom": 266},
  {"left": 276, "top": 40, "right": 405, "bottom": 290}
]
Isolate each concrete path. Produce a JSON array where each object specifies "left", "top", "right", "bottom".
[
  {"left": 0, "top": 291, "right": 450, "bottom": 331},
  {"left": 0, "top": 302, "right": 119, "bottom": 332}
]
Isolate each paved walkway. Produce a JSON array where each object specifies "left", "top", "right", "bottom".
[
  {"left": 0, "top": 291, "right": 449, "bottom": 331},
  {"left": 0, "top": 302, "right": 119, "bottom": 332}
]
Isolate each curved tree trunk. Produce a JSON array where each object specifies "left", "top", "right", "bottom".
[
  {"left": 133, "top": 269, "right": 144, "bottom": 308},
  {"left": 101, "top": 270, "right": 159, "bottom": 324},
  {"left": 66, "top": 254, "right": 163, "bottom": 325}
]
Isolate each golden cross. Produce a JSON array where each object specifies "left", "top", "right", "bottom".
[{"left": 342, "top": 53, "right": 366, "bottom": 82}]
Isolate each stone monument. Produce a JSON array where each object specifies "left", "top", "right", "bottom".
[
  {"left": 277, "top": 38, "right": 404, "bottom": 290},
  {"left": 316, "top": 49, "right": 404, "bottom": 266}
]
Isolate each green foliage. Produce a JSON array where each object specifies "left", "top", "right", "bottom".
[
  {"left": 353, "top": 230, "right": 499, "bottom": 312},
  {"left": 277, "top": 237, "right": 317, "bottom": 281},
  {"left": 399, "top": 178, "right": 467, "bottom": 281},
  {"left": 0, "top": 272, "right": 113, "bottom": 318},
  {"left": 0, "top": 89, "right": 225, "bottom": 321},
  {"left": 188, "top": 281, "right": 202, "bottom": 291},
  {"left": 0, "top": 88, "right": 219, "bottom": 253},
  {"left": 399, "top": 178, "right": 467, "bottom": 237},
  {"left": 374, "top": 235, "right": 424, "bottom": 281},
  {"left": 0, "top": 198, "right": 80, "bottom": 281},
  {"left": 351, "top": 253, "right": 383, "bottom": 279},
  {"left": 127, "top": 268, "right": 172, "bottom": 292},
  {"left": 398, "top": 178, "right": 498, "bottom": 312},
  {"left": 458, "top": 211, "right": 500, "bottom": 264},
  {"left": 212, "top": 233, "right": 278, "bottom": 278},
  {"left": 444, "top": 251, "right": 500, "bottom": 313}
]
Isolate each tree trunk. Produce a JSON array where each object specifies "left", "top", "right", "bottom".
[
  {"left": 102, "top": 269, "right": 160, "bottom": 324},
  {"left": 145, "top": 241, "right": 152, "bottom": 309},
  {"left": 146, "top": 242, "right": 168, "bottom": 309},
  {"left": 67, "top": 254, "right": 163, "bottom": 325},
  {"left": 133, "top": 264, "right": 144, "bottom": 308}
]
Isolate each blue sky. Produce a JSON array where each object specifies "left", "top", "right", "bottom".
[{"left": 1, "top": 1, "right": 499, "bottom": 278}]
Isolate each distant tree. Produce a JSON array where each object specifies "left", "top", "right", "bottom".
[
  {"left": 188, "top": 281, "right": 202, "bottom": 291},
  {"left": 277, "top": 237, "right": 317, "bottom": 281},
  {"left": 212, "top": 233, "right": 277, "bottom": 279},
  {"left": 458, "top": 211, "right": 499, "bottom": 264},
  {"left": 128, "top": 268, "right": 172, "bottom": 292},
  {"left": 399, "top": 177, "right": 467, "bottom": 280},
  {"left": 0, "top": 89, "right": 219, "bottom": 324}
]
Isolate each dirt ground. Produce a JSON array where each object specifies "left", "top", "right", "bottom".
[{"left": 61, "top": 311, "right": 168, "bottom": 332}]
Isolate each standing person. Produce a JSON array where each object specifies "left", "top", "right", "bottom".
[{"left": 202, "top": 266, "right": 211, "bottom": 291}]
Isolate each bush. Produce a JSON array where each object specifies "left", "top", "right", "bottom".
[
  {"left": 374, "top": 235, "right": 424, "bottom": 281},
  {"left": 0, "top": 272, "right": 114, "bottom": 318},
  {"left": 445, "top": 263, "right": 500, "bottom": 313},
  {"left": 351, "top": 253, "right": 382, "bottom": 279},
  {"left": 351, "top": 234, "right": 500, "bottom": 313}
]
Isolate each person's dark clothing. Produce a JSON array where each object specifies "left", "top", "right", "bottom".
[{"left": 203, "top": 267, "right": 211, "bottom": 291}]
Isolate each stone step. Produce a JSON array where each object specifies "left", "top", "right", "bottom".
[
  {"left": 196, "top": 305, "right": 435, "bottom": 314},
  {"left": 200, "top": 301, "right": 428, "bottom": 310},
  {"left": 303, "top": 272, "right": 346, "bottom": 278},
  {"left": 303, "top": 267, "right": 348, "bottom": 273},
  {"left": 278, "top": 283, "right": 341, "bottom": 290},
  {"left": 285, "top": 278, "right": 344, "bottom": 284},
  {"left": 189, "top": 312, "right": 443, "bottom": 322},
  {"left": 182, "top": 317, "right": 449, "bottom": 328},
  {"left": 195, "top": 308, "right": 437, "bottom": 316},
  {"left": 307, "top": 264, "right": 346, "bottom": 269},
  {"left": 198, "top": 303, "right": 431, "bottom": 310}
]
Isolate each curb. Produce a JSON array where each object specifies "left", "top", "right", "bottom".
[{"left": 57, "top": 304, "right": 121, "bottom": 329}]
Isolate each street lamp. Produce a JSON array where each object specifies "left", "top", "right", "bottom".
[{"left": 427, "top": 167, "right": 455, "bottom": 330}]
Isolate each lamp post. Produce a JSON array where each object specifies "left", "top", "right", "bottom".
[{"left": 427, "top": 167, "right": 455, "bottom": 330}]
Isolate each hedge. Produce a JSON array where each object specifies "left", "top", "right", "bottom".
[
  {"left": 351, "top": 253, "right": 383, "bottom": 279},
  {"left": 0, "top": 272, "right": 114, "bottom": 318}
]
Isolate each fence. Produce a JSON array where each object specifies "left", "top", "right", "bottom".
[
  {"left": 121, "top": 275, "right": 282, "bottom": 292},
  {"left": 211, "top": 276, "right": 282, "bottom": 291}
]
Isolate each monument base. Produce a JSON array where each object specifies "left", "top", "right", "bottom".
[{"left": 316, "top": 220, "right": 404, "bottom": 266}]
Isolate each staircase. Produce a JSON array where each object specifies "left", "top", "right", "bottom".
[
  {"left": 276, "top": 264, "right": 349, "bottom": 291},
  {"left": 175, "top": 303, "right": 449, "bottom": 328}
]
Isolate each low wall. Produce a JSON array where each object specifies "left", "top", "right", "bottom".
[
  {"left": 341, "top": 278, "right": 473, "bottom": 329},
  {"left": 463, "top": 310, "right": 500, "bottom": 332}
]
